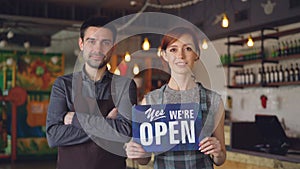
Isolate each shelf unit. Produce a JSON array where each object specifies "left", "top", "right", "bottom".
[{"left": 224, "top": 27, "right": 300, "bottom": 89}]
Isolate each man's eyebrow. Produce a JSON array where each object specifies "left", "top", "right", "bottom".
[{"left": 85, "top": 37, "right": 95, "bottom": 41}]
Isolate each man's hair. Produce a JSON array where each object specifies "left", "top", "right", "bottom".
[{"left": 80, "top": 16, "right": 117, "bottom": 42}]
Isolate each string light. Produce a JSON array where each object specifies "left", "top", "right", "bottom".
[
  {"left": 107, "top": 63, "right": 111, "bottom": 70},
  {"left": 222, "top": 13, "right": 229, "bottom": 28},
  {"left": 142, "top": 37, "right": 150, "bottom": 51},
  {"left": 133, "top": 64, "right": 140, "bottom": 75},
  {"left": 247, "top": 35, "right": 254, "bottom": 47},
  {"left": 202, "top": 39, "right": 208, "bottom": 50},
  {"left": 124, "top": 52, "right": 131, "bottom": 62},
  {"left": 7, "top": 31, "right": 14, "bottom": 39},
  {"left": 157, "top": 46, "right": 162, "bottom": 57},
  {"left": 24, "top": 41, "right": 30, "bottom": 49},
  {"left": 114, "top": 67, "right": 120, "bottom": 75}
]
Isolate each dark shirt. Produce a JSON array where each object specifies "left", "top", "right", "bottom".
[{"left": 46, "top": 69, "right": 137, "bottom": 169}]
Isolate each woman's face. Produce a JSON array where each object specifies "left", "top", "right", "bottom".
[{"left": 163, "top": 33, "right": 199, "bottom": 75}]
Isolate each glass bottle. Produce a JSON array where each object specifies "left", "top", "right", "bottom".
[
  {"left": 295, "top": 63, "right": 300, "bottom": 81},
  {"left": 284, "top": 65, "right": 290, "bottom": 82},
  {"left": 289, "top": 63, "right": 295, "bottom": 82},
  {"left": 278, "top": 65, "right": 284, "bottom": 82},
  {"left": 257, "top": 67, "right": 262, "bottom": 84}
]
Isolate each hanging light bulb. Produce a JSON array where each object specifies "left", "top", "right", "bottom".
[
  {"left": 24, "top": 41, "right": 30, "bottom": 49},
  {"left": 222, "top": 13, "right": 229, "bottom": 28},
  {"left": 202, "top": 39, "right": 208, "bottom": 50},
  {"left": 157, "top": 46, "right": 162, "bottom": 57},
  {"left": 114, "top": 67, "right": 120, "bottom": 75},
  {"left": 247, "top": 35, "right": 254, "bottom": 47},
  {"left": 133, "top": 64, "right": 140, "bottom": 75},
  {"left": 142, "top": 37, "right": 150, "bottom": 51},
  {"left": 7, "top": 31, "right": 14, "bottom": 39},
  {"left": 0, "top": 40, "right": 7, "bottom": 48},
  {"left": 124, "top": 51, "right": 131, "bottom": 62},
  {"left": 107, "top": 63, "right": 111, "bottom": 70}
]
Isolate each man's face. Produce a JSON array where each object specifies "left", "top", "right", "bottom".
[{"left": 79, "top": 26, "right": 114, "bottom": 69}]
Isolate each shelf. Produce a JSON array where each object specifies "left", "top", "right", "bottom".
[
  {"left": 265, "top": 54, "right": 300, "bottom": 62},
  {"left": 228, "top": 81, "right": 300, "bottom": 89},
  {"left": 227, "top": 84, "right": 261, "bottom": 89},
  {"left": 222, "top": 58, "right": 278, "bottom": 67},
  {"left": 225, "top": 27, "right": 300, "bottom": 45},
  {"left": 221, "top": 54, "right": 300, "bottom": 67},
  {"left": 264, "top": 81, "right": 300, "bottom": 87},
  {"left": 224, "top": 27, "right": 300, "bottom": 90}
]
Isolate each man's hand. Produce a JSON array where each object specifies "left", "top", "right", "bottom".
[
  {"left": 106, "top": 108, "right": 118, "bottom": 119},
  {"left": 64, "top": 112, "right": 75, "bottom": 125}
]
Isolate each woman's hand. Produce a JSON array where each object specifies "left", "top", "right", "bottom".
[{"left": 199, "top": 137, "right": 223, "bottom": 158}]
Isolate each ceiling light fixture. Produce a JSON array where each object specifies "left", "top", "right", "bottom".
[
  {"left": 142, "top": 37, "right": 150, "bottom": 51},
  {"left": 114, "top": 67, "right": 120, "bottom": 75},
  {"left": 133, "top": 64, "right": 140, "bottom": 75},
  {"left": 0, "top": 40, "right": 7, "bottom": 48},
  {"left": 124, "top": 51, "right": 131, "bottom": 62},
  {"left": 247, "top": 35, "right": 254, "bottom": 47},
  {"left": 222, "top": 13, "right": 229, "bottom": 28},
  {"left": 7, "top": 31, "right": 14, "bottom": 39},
  {"left": 202, "top": 39, "right": 208, "bottom": 50},
  {"left": 107, "top": 63, "right": 111, "bottom": 70},
  {"left": 157, "top": 46, "right": 162, "bottom": 57},
  {"left": 24, "top": 41, "right": 30, "bottom": 49}
]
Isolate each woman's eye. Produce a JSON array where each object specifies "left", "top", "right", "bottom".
[
  {"left": 186, "top": 47, "right": 193, "bottom": 51},
  {"left": 169, "top": 48, "right": 177, "bottom": 52}
]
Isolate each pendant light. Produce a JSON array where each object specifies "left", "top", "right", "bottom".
[
  {"left": 133, "top": 64, "right": 140, "bottom": 75},
  {"left": 124, "top": 51, "right": 131, "bottom": 62},
  {"left": 114, "top": 67, "right": 120, "bottom": 75},
  {"left": 202, "top": 39, "right": 208, "bottom": 50},
  {"left": 247, "top": 35, "right": 254, "bottom": 47},
  {"left": 142, "top": 38, "right": 150, "bottom": 51},
  {"left": 107, "top": 63, "right": 111, "bottom": 70},
  {"left": 222, "top": 13, "right": 229, "bottom": 28}
]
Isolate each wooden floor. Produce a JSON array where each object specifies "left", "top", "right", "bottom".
[{"left": 215, "top": 160, "right": 272, "bottom": 169}]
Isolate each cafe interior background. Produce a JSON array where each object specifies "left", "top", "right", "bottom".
[{"left": 0, "top": 0, "right": 300, "bottom": 168}]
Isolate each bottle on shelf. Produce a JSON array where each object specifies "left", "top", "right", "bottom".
[
  {"left": 289, "top": 40, "right": 294, "bottom": 55},
  {"left": 289, "top": 63, "right": 295, "bottom": 82},
  {"left": 273, "top": 65, "right": 279, "bottom": 83},
  {"left": 250, "top": 68, "right": 255, "bottom": 84},
  {"left": 295, "top": 63, "right": 300, "bottom": 81},
  {"left": 265, "top": 66, "right": 270, "bottom": 84},
  {"left": 240, "top": 69, "right": 245, "bottom": 85},
  {"left": 271, "top": 45, "right": 278, "bottom": 58},
  {"left": 295, "top": 39, "right": 299, "bottom": 54},
  {"left": 270, "top": 66, "right": 275, "bottom": 83},
  {"left": 244, "top": 69, "right": 249, "bottom": 85},
  {"left": 277, "top": 42, "right": 282, "bottom": 57},
  {"left": 284, "top": 65, "right": 290, "bottom": 82},
  {"left": 278, "top": 65, "right": 284, "bottom": 82},
  {"left": 257, "top": 67, "right": 262, "bottom": 84}
]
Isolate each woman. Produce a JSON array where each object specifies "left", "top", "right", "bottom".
[{"left": 126, "top": 27, "right": 226, "bottom": 168}]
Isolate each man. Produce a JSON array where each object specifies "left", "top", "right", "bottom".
[{"left": 46, "top": 16, "right": 137, "bottom": 169}]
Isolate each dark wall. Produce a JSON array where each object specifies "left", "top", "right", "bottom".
[{"left": 181, "top": 0, "right": 300, "bottom": 40}]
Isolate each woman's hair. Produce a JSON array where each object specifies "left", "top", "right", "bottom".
[{"left": 160, "top": 27, "right": 200, "bottom": 55}]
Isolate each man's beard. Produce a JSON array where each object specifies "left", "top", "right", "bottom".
[
  {"left": 86, "top": 58, "right": 108, "bottom": 69},
  {"left": 85, "top": 52, "right": 111, "bottom": 69}
]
